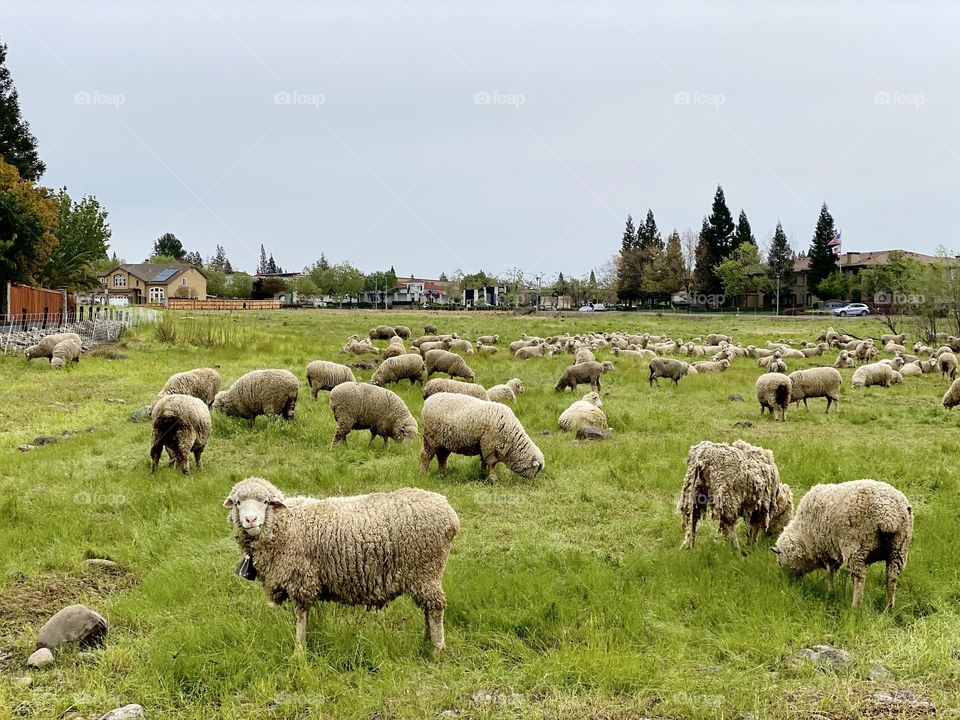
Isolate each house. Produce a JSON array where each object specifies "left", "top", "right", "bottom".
[
  {"left": 791, "top": 250, "right": 955, "bottom": 306},
  {"left": 360, "top": 277, "right": 450, "bottom": 307},
  {"left": 463, "top": 285, "right": 508, "bottom": 308},
  {"left": 95, "top": 263, "right": 207, "bottom": 306}
]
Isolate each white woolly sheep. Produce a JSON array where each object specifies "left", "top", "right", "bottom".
[
  {"left": 767, "top": 358, "right": 788, "bottom": 374},
  {"left": 881, "top": 333, "right": 906, "bottom": 346},
  {"left": 648, "top": 357, "right": 693, "bottom": 387},
  {"left": 558, "top": 391, "right": 608, "bottom": 431},
  {"left": 574, "top": 347, "right": 596, "bottom": 364},
  {"left": 834, "top": 350, "right": 855, "bottom": 368},
  {"left": 382, "top": 337, "right": 406, "bottom": 359},
  {"left": 477, "top": 345, "right": 498, "bottom": 355},
  {"left": 423, "top": 323, "right": 439, "bottom": 335},
  {"left": 24, "top": 332, "right": 82, "bottom": 361},
  {"left": 677, "top": 439, "right": 793, "bottom": 551},
  {"left": 423, "top": 378, "right": 489, "bottom": 400},
  {"left": 515, "top": 344, "right": 547, "bottom": 360},
  {"left": 944, "top": 378, "right": 960, "bottom": 409},
  {"left": 487, "top": 378, "right": 525, "bottom": 404},
  {"left": 371, "top": 354, "right": 425, "bottom": 386},
  {"left": 773, "top": 479, "right": 912, "bottom": 609},
  {"left": 555, "top": 360, "right": 613, "bottom": 392},
  {"left": 393, "top": 325, "right": 411, "bottom": 339},
  {"left": 938, "top": 351, "right": 958, "bottom": 380},
  {"left": 306, "top": 361, "right": 356, "bottom": 399},
  {"left": 852, "top": 362, "right": 898, "bottom": 389},
  {"left": 788, "top": 367, "right": 842, "bottom": 413},
  {"left": 224, "top": 477, "right": 458, "bottom": 654},
  {"left": 343, "top": 339, "right": 380, "bottom": 356},
  {"left": 155, "top": 368, "right": 221, "bottom": 407},
  {"left": 692, "top": 359, "right": 730, "bottom": 373},
  {"left": 213, "top": 369, "right": 299, "bottom": 424},
  {"left": 369, "top": 325, "right": 397, "bottom": 340},
  {"left": 424, "top": 349, "right": 476, "bottom": 381},
  {"left": 476, "top": 335, "right": 499, "bottom": 345},
  {"left": 329, "top": 381, "right": 418, "bottom": 446},
  {"left": 446, "top": 338, "right": 475, "bottom": 354},
  {"left": 49, "top": 339, "right": 81, "bottom": 369},
  {"left": 150, "top": 393, "right": 211, "bottom": 475},
  {"left": 420, "top": 392, "right": 544, "bottom": 485},
  {"left": 756, "top": 372, "right": 792, "bottom": 421}
]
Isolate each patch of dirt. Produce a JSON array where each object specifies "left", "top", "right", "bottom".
[{"left": 0, "top": 564, "right": 138, "bottom": 664}]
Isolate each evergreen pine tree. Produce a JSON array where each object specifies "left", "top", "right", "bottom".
[
  {"left": 617, "top": 215, "right": 642, "bottom": 305},
  {"left": 621, "top": 214, "right": 636, "bottom": 251},
  {"left": 808, "top": 203, "right": 839, "bottom": 293},
  {"left": 153, "top": 233, "right": 185, "bottom": 260},
  {"left": 767, "top": 221, "right": 795, "bottom": 307},
  {"left": 638, "top": 209, "right": 663, "bottom": 249},
  {"left": 694, "top": 186, "right": 736, "bottom": 294},
  {"left": 258, "top": 245, "right": 268, "bottom": 274},
  {"left": 318, "top": 252, "right": 330, "bottom": 271},
  {"left": 267, "top": 254, "right": 278, "bottom": 274},
  {"left": 0, "top": 42, "right": 44, "bottom": 181},
  {"left": 589, "top": 269, "right": 596, "bottom": 285},
  {"left": 732, "top": 210, "right": 755, "bottom": 248}
]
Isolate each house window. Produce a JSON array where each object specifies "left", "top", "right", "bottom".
[
  {"left": 113, "top": 274, "right": 126, "bottom": 288},
  {"left": 149, "top": 287, "right": 165, "bottom": 303},
  {"left": 181, "top": 278, "right": 187, "bottom": 286}
]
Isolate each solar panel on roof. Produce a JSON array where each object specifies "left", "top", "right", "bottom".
[{"left": 151, "top": 269, "right": 178, "bottom": 282}]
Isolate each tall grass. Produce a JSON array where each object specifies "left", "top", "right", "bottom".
[{"left": 153, "top": 312, "right": 262, "bottom": 349}]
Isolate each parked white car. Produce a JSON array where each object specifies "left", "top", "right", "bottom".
[
  {"left": 592, "top": 303, "right": 606, "bottom": 311},
  {"left": 832, "top": 303, "right": 870, "bottom": 317},
  {"left": 578, "top": 305, "right": 594, "bottom": 313}
]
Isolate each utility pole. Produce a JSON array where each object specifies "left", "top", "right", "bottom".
[
  {"left": 535, "top": 273, "right": 543, "bottom": 310},
  {"left": 775, "top": 274, "right": 780, "bottom": 316}
]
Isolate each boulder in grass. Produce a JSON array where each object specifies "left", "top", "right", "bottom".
[{"left": 37, "top": 604, "right": 108, "bottom": 651}]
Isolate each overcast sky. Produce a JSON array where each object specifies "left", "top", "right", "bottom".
[{"left": 4, "top": 1, "right": 957, "bottom": 279}]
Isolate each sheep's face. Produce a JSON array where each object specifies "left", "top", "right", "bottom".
[
  {"left": 509, "top": 379, "right": 525, "bottom": 395},
  {"left": 396, "top": 418, "right": 419, "bottom": 443},
  {"left": 600, "top": 361, "right": 615, "bottom": 372},
  {"left": 212, "top": 392, "right": 228, "bottom": 413},
  {"left": 770, "top": 531, "right": 812, "bottom": 575},
  {"left": 582, "top": 392, "right": 602, "bottom": 407},
  {"left": 767, "top": 484, "right": 794, "bottom": 536},
  {"left": 224, "top": 483, "right": 287, "bottom": 538},
  {"left": 24, "top": 345, "right": 39, "bottom": 360},
  {"left": 515, "top": 448, "right": 545, "bottom": 480}
]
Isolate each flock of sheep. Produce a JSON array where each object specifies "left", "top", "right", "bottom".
[{"left": 44, "top": 318, "right": 942, "bottom": 656}]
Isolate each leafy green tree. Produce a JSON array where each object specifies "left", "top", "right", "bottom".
[
  {"left": 184, "top": 250, "right": 203, "bottom": 267},
  {"left": 205, "top": 267, "right": 227, "bottom": 297},
  {"left": 153, "top": 232, "right": 185, "bottom": 260},
  {"left": 226, "top": 271, "right": 253, "bottom": 298},
  {"left": 653, "top": 230, "right": 685, "bottom": 298},
  {"left": 148, "top": 254, "right": 179, "bottom": 263},
  {"left": 208, "top": 244, "right": 232, "bottom": 273},
  {"left": 767, "top": 221, "right": 794, "bottom": 309},
  {"left": 461, "top": 270, "right": 495, "bottom": 289},
  {"left": 332, "top": 262, "right": 365, "bottom": 305},
  {"left": 0, "top": 42, "right": 44, "bottom": 181},
  {"left": 816, "top": 270, "right": 849, "bottom": 301},
  {"left": 290, "top": 274, "right": 319, "bottom": 298},
  {"left": 0, "top": 157, "right": 58, "bottom": 290},
  {"left": 714, "top": 242, "right": 771, "bottom": 300},
  {"left": 732, "top": 210, "right": 755, "bottom": 248},
  {"left": 808, "top": 203, "right": 839, "bottom": 294},
  {"left": 40, "top": 189, "right": 111, "bottom": 290},
  {"left": 637, "top": 209, "right": 662, "bottom": 250}
]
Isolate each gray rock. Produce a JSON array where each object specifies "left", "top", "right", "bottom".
[
  {"left": 18, "top": 444, "right": 35, "bottom": 452},
  {"left": 469, "top": 690, "right": 523, "bottom": 708},
  {"left": 735, "top": 421, "right": 753, "bottom": 428},
  {"left": 61, "top": 430, "right": 75, "bottom": 439},
  {"left": 576, "top": 425, "right": 612, "bottom": 441},
  {"left": 32, "top": 435, "right": 58, "bottom": 445},
  {"left": 127, "top": 406, "right": 151, "bottom": 423},
  {"left": 84, "top": 559, "right": 118, "bottom": 568},
  {"left": 794, "top": 644, "right": 853, "bottom": 671},
  {"left": 728, "top": 394, "right": 744, "bottom": 402},
  {"left": 27, "top": 647, "right": 54, "bottom": 668},
  {"left": 867, "top": 663, "right": 893, "bottom": 681},
  {"left": 872, "top": 690, "right": 934, "bottom": 711},
  {"left": 96, "top": 705, "right": 145, "bottom": 720},
  {"left": 37, "top": 604, "right": 109, "bottom": 651}
]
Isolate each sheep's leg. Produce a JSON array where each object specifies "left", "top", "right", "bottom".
[
  {"left": 825, "top": 563, "right": 835, "bottom": 592},
  {"left": 150, "top": 435, "right": 163, "bottom": 473},
  {"left": 193, "top": 444, "right": 203, "bottom": 471},
  {"left": 368, "top": 430, "right": 378, "bottom": 447},
  {"left": 886, "top": 550, "right": 907, "bottom": 611},
  {"left": 483, "top": 456, "right": 499, "bottom": 485},
  {"left": 803, "top": 398, "right": 809, "bottom": 411},
  {"left": 847, "top": 555, "right": 867, "bottom": 608},
  {"left": 680, "top": 507, "right": 701, "bottom": 549},
  {"left": 283, "top": 398, "right": 297, "bottom": 421},
  {"left": 311, "top": 386, "right": 319, "bottom": 401},
  {"left": 413, "top": 584, "right": 447, "bottom": 655},
  {"left": 719, "top": 517, "right": 741, "bottom": 552},
  {"left": 294, "top": 604, "right": 309, "bottom": 654},
  {"left": 419, "top": 444, "right": 436, "bottom": 474},
  {"left": 435, "top": 448, "right": 450, "bottom": 476}
]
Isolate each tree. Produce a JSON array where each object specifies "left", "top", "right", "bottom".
[
  {"left": 714, "top": 242, "right": 771, "bottom": 300},
  {"left": 808, "top": 203, "right": 839, "bottom": 294},
  {"left": 153, "top": 232, "right": 185, "bottom": 260},
  {"left": 0, "top": 157, "right": 58, "bottom": 290},
  {"left": 290, "top": 274, "right": 319, "bottom": 299},
  {"left": 183, "top": 250, "right": 203, "bottom": 267},
  {"left": 208, "top": 244, "right": 232, "bottom": 273},
  {"left": 616, "top": 214, "right": 642, "bottom": 306},
  {"left": 680, "top": 228, "right": 698, "bottom": 295},
  {"left": 332, "top": 262, "right": 365, "bottom": 305},
  {"left": 732, "top": 210, "right": 755, "bottom": 249},
  {"left": 553, "top": 272, "right": 569, "bottom": 305},
  {"left": 461, "top": 270, "right": 495, "bottom": 289},
  {"left": 855, "top": 252, "right": 924, "bottom": 331},
  {"left": 695, "top": 185, "right": 736, "bottom": 294},
  {"left": 767, "top": 221, "right": 794, "bottom": 311},
  {"left": 40, "top": 190, "right": 111, "bottom": 290},
  {"left": 252, "top": 276, "right": 287, "bottom": 299},
  {"left": 621, "top": 214, "right": 636, "bottom": 252},
  {"left": 439, "top": 271, "right": 448, "bottom": 282},
  {"left": 0, "top": 42, "right": 44, "bottom": 181},
  {"left": 653, "top": 230, "right": 685, "bottom": 299},
  {"left": 816, "top": 270, "right": 849, "bottom": 302},
  {"left": 226, "top": 271, "right": 253, "bottom": 298},
  {"left": 637, "top": 209, "right": 662, "bottom": 250},
  {"left": 257, "top": 244, "right": 268, "bottom": 274}
]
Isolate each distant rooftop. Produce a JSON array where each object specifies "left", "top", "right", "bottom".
[{"left": 100, "top": 262, "right": 205, "bottom": 283}]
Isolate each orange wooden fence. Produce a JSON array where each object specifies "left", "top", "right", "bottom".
[{"left": 167, "top": 298, "right": 280, "bottom": 311}]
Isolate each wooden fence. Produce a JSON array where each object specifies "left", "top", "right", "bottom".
[
  {"left": 3, "top": 283, "right": 68, "bottom": 326},
  {"left": 167, "top": 298, "right": 281, "bottom": 310}
]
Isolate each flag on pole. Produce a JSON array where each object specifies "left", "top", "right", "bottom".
[{"left": 827, "top": 230, "right": 842, "bottom": 257}]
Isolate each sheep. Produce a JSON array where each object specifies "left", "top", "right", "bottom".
[
  {"left": 881, "top": 333, "right": 906, "bottom": 346},
  {"left": 393, "top": 325, "right": 411, "bottom": 339},
  {"left": 477, "top": 345, "right": 498, "bottom": 355},
  {"left": 446, "top": 338, "right": 475, "bottom": 354},
  {"left": 49, "top": 338, "right": 81, "bottom": 369},
  {"left": 772, "top": 479, "right": 912, "bottom": 609},
  {"left": 891, "top": 370, "right": 903, "bottom": 385},
  {"left": 515, "top": 345, "right": 546, "bottom": 360},
  {"left": 343, "top": 339, "right": 380, "bottom": 356},
  {"left": 416, "top": 340, "right": 451, "bottom": 355},
  {"left": 788, "top": 367, "right": 842, "bottom": 413},
  {"left": 648, "top": 357, "right": 693, "bottom": 388},
  {"left": 382, "top": 337, "right": 406, "bottom": 359},
  {"left": 423, "top": 323, "right": 438, "bottom": 335},
  {"left": 305, "top": 361, "right": 356, "bottom": 399},
  {"left": 834, "top": 350, "right": 856, "bottom": 368},
  {"left": 424, "top": 349, "right": 476, "bottom": 381},
  {"left": 558, "top": 391, "right": 608, "bottom": 431},
  {"left": 420, "top": 393, "right": 544, "bottom": 484},
  {"left": 476, "top": 335, "right": 499, "bottom": 345},
  {"left": 371, "top": 354, "right": 425, "bottom": 386},
  {"left": 368, "top": 325, "right": 397, "bottom": 340},
  {"left": 213, "top": 369, "right": 299, "bottom": 425},
  {"left": 487, "top": 378, "right": 525, "bottom": 404},
  {"left": 758, "top": 350, "right": 782, "bottom": 369},
  {"left": 24, "top": 332, "right": 82, "bottom": 361},
  {"left": 574, "top": 347, "right": 596, "bottom": 364},
  {"left": 150, "top": 393, "right": 211, "bottom": 475},
  {"left": 705, "top": 333, "right": 731, "bottom": 345},
  {"left": 938, "top": 351, "right": 958, "bottom": 381},
  {"left": 913, "top": 342, "right": 934, "bottom": 357},
  {"left": 224, "top": 477, "right": 458, "bottom": 655},
  {"left": 756, "top": 372, "right": 792, "bottom": 421},
  {"left": 328, "top": 381, "right": 418, "bottom": 446},
  {"left": 883, "top": 342, "right": 907, "bottom": 354},
  {"left": 900, "top": 361, "right": 923, "bottom": 377},
  {"left": 677, "top": 440, "right": 793, "bottom": 551},
  {"left": 943, "top": 378, "right": 960, "bottom": 409},
  {"left": 767, "top": 358, "right": 788, "bottom": 374},
  {"left": 509, "top": 339, "right": 538, "bottom": 353},
  {"left": 692, "top": 359, "right": 730, "bottom": 373},
  {"left": 423, "top": 378, "right": 489, "bottom": 400},
  {"left": 851, "top": 362, "right": 898, "bottom": 389},
  {"left": 155, "top": 368, "right": 221, "bottom": 407},
  {"left": 555, "top": 360, "right": 613, "bottom": 392},
  {"left": 612, "top": 347, "right": 654, "bottom": 359}
]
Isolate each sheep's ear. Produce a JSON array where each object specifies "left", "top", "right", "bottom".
[
  {"left": 770, "top": 546, "right": 781, "bottom": 555},
  {"left": 223, "top": 496, "right": 235, "bottom": 508},
  {"left": 268, "top": 497, "right": 287, "bottom": 509}
]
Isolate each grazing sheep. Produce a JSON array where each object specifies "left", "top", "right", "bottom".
[
  {"left": 150, "top": 393, "right": 211, "bottom": 475},
  {"left": 881, "top": 333, "right": 906, "bottom": 346},
  {"left": 423, "top": 378, "right": 489, "bottom": 400},
  {"left": 574, "top": 347, "right": 596, "bottom": 364},
  {"left": 648, "top": 357, "right": 692, "bottom": 387},
  {"left": 49, "top": 339, "right": 81, "bottom": 369},
  {"left": 705, "top": 333, "right": 731, "bottom": 345},
  {"left": 412, "top": 335, "right": 441, "bottom": 348},
  {"left": 476, "top": 335, "right": 499, "bottom": 345},
  {"left": 424, "top": 349, "right": 476, "bottom": 381},
  {"left": 851, "top": 362, "right": 898, "bottom": 389},
  {"left": 329, "top": 382, "right": 418, "bottom": 446},
  {"left": 515, "top": 345, "right": 546, "bottom": 360},
  {"left": 213, "top": 369, "right": 299, "bottom": 425},
  {"left": 420, "top": 393, "right": 544, "bottom": 484},
  {"left": 416, "top": 340, "right": 450, "bottom": 355},
  {"left": 756, "top": 373, "right": 792, "bottom": 421},
  {"left": 343, "top": 339, "right": 380, "bottom": 356},
  {"left": 773, "top": 479, "right": 912, "bottom": 610},
  {"left": 692, "top": 359, "right": 730, "bottom": 373},
  {"left": 423, "top": 324, "right": 438, "bottom": 335},
  {"left": 558, "top": 391, "right": 608, "bottom": 431},
  {"left": 487, "top": 378, "right": 524, "bottom": 404},
  {"left": 371, "top": 354, "right": 425, "bottom": 386},
  {"left": 555, "top": 360, "right": 613, "bottom": 392},
  {"left": 446, "top": 338, "right": 475, "bottom": 354},
  {"left": 677, "top": 440, "right": 793, "bottom": 551},
  {"left": 943, "top": 378, "right": 960, "bottom": 409},
  {"left": 788, "top": 367, "right": 842, "bottom": 413},
  {"left": 834, "top": 350, "right": 856, "bottom": 368},
  {"left": 306, "top": 361, "right": 356, "bottom": 399},
  {"left": 24, "top": 332, "right": 82, "bottom": 361},
  {"left": 224, "top": 477, "right": 458, "bottom": 655},
  {"left": 477, "top": 345, "right": 499, "bottom": 355},
  {"left": 938, "top": 351, "right": 958, "bottom": 380},
  {"left": 382, "top": 337, "right": 406, "bottom": 359},
  {"left": 155, "top": 368, "right": 221, "bottom": 407},
  {"left": 369, "top": 325, "right": 397, "bottom": 340},
  {"left": 393, "top": 325, "right": 411, "bottom": 339}
]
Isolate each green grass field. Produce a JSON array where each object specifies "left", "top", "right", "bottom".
[{"left": 1, "top": 310, "right": 958, "bottom": 719}]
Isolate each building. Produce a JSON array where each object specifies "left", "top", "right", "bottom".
[
  {"left": 360, "top": 277, "right": 450, "bottom": 307},
  {"left": 95, "top": 263, "right": 207, "bottom": 306},
  {"left": 463, "top": 285, "right": 508, "bottom": 308},
  {"left": 791, "top": 250, "right": 954, "bottom": 306}
]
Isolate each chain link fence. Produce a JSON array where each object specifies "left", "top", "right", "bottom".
[{"left": 1, "top": 306, "right": 161, "bottom": 356}]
